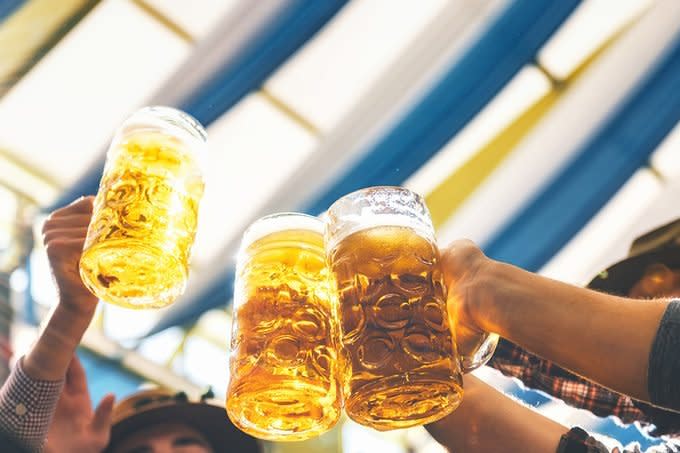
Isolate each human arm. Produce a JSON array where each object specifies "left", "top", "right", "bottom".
[
  {"left": 441, "top": 240, "right": 674, "bottom": 407},
  {"left": 487, "top": 338, "right": 680, "bottom": 436},
  {"left": 425, "top": 374, "right": 566, "bottom": 453},
  {"left": 426, "top": 375, "right": 680, "bottom": 453},
  {"left": 0, "top": 197, "right": 101, "bottom": 451},
  {"left": 23, "top": 196, "right": 99, "bottom": 381}
]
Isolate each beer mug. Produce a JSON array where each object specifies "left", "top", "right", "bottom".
[
  {"left": 80, "top": 106, "right": 206, "bottom": 309},
  {"left": 226, "top": 213, "right": 342, "bottom": 441},
  {"left": 325, "top": 186, "right": 498, "bottom": 430}
]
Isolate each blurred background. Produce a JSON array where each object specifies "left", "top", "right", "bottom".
[{"left": 0, "top": 0, "right": 679, "bottom": 451}]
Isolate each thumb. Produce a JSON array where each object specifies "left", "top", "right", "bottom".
[{"left": 92, "top": 393, "right": 116, "bottom": 434}]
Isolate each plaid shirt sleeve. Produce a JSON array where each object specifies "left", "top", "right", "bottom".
[
  {"left": 488, "top": 337, "right": 680, "bottom": 436},
  {"left": 0, "top": 358, "right": 64, "bottom": 453},
  {"left": 557, "top": 427, "right": 680, "bottom": 453}
]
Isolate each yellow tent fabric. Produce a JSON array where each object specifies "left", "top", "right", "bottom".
[
  {"left": 425, "top": 9, "right": 645, "bottom": 230},
  {"left": 0, "top": 0, "right": 99, "bottom": 96}
]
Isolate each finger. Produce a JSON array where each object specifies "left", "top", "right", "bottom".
[
  {"left": 43, "top": 227, "right": 89, "bottom": 244},
  {"left": 92, "top": 394, "right": 116, "bottom": 434},
  {"left": 44, "top": 238, "right": 86, "bottom": 266},
  {"left": 43, "top": 214, "right": 92, "bottom": 235},
  {"left": 440, "top": 240, "right": 483, "bottom": 277},
  {"left": 65, "top": 354, "right": 88, "bottom": 393},
  {"left": 48, "top": 196, "right": 94, "bottom": 219},
  {"left": 44, "top": 237, "right": 86, "bottom": 255}
]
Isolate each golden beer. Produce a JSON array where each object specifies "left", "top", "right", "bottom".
[
  {"left": 326, "top": 186, "right": 497, "bottom": 430},
  {"left": 80, "top": 107, "right": 206, "bottom": 309},
  {"left": 226, "top": 214, "right": 341, "bottom": 441},
  {"left": 330, "top": 224, "right": 461, "bottom": 430}
]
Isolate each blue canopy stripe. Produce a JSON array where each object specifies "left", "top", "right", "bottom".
[
  {"left": 47, "top": 0, "right": 347, "bottom": 210},
  {"left": 302, "top": 0, "right": 580, "bottom": 216},
  {"left": 180, "top": 0, "right": 347, "bottom": 126},
  {"left": 0, "top": 0, "right": 24, "bottom": 24},
  {"left": 484, "top": 37, "right": 680, "bottom": 271},
  {"left": 148, "top": 0, "right": 581, "bottom": 334}
]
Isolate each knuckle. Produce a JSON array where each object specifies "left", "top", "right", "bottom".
[
  {"left": 79, "top": 196, "right": 95, "bottom": 210},
  {"left": 41, "top": 220, "right": 52, "bottom": 235}
]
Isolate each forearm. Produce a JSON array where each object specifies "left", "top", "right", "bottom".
[
  {"left": 0, "top": 301, "right": 95, "bottom": 451},
  {"left": 477, "top": 261, "right": 669, "bottom": 402},
  {"left": 427, "top": 375, "right": 566, "bottom": 453},
  {"left": 23, "top": 302, "right": 95, "bottom": 382}
]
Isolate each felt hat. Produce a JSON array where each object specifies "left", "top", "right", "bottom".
[
  {"left": 104, "top": 388, "right": 261, "bottom": 453},
  {"left": 587, "top": 219, "right": 680, "bottom": 295}
]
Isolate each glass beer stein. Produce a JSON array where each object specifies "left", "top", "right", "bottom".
[
  {"left": 325, "top": 186, "right": 498, "bottom": 430},
  {"left": 79, "top": 106, "right": 206, "bottom": 309},
  {"left": 226, "top": 213, "right": 342, "bottom": 441}
]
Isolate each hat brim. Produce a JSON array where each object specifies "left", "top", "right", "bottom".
[
  {"left": 587, "top": 247, "right": 680, "bottom": 296},
  {"left": 105, "top": 402, "right": 261, "bottom": 453}
]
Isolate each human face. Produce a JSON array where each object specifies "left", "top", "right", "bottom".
[{"left": 111, "top": 423, "right": 214, "bottom": 453}]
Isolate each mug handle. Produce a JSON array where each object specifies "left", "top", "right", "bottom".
[{"left": 456, "top": 324, "right": 499, "bottom": 372}]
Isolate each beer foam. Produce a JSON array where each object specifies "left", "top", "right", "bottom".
[
  {"left": 114, "top": 106, "right": 209, "bottom": 174},
  {"left": 241, "top": 213, "right": 324, "bottom": 248},
  {"left": 325, "top": 212, "right": 434, "bottom": 252},
  {"left": 325, "top": 186, "right": 434, "bottom": 252}
]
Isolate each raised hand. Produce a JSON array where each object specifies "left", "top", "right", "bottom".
[
  {"left": 45, "top": 355, "right": 114, "bottom": 453},
  {"left": 25, "top": 197, "right": 99, "bottom": 381},
  {"left": 42, "top": 196, "right": 98, "bottom": 314},
  {"left": 440, "top": 240, "right": 500, "bottom": 360}
]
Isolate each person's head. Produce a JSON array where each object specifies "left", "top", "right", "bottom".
[
  {"left": 110, "top": 422, "right": 213, "bottom": 453},
  {"left": 589, "top": 218, "right": 680, "bottom": 298},
  {"left": 104, "top": 389, "right": 261, "bottom": 453}
]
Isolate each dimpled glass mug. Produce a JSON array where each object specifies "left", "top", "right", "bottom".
[
  {"left": 79, "top": 106, "right": 206, "bottom": 309},
  {"left": 325, "top": 186, "right": 498, "bottom": 430},
  {"left": 226, "top": 213, "right": 342, "bottom": 441}
]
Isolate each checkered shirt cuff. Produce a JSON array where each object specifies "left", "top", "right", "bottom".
[{"left": 0, "top": 357, "right": 64, "bottom": 452}]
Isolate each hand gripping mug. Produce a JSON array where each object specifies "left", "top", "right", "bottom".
[
  {"left": 79, "top": 106, "right": 206, "bottom": 309},
  {"left": 325, "top": 186, "right": 498, "bottom": 430}
]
